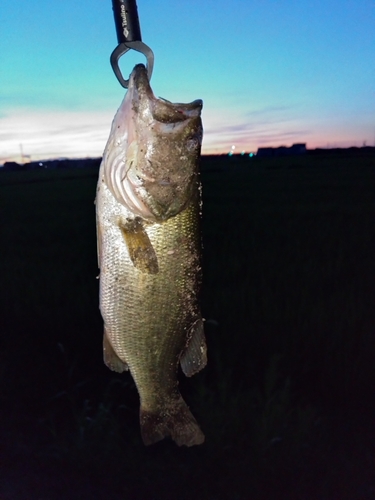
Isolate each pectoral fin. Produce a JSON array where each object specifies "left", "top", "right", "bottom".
[
  {"left": 180, "top": 316, "right": 207, "bottom": 377},
  {"left": 103, "top": 328, "right": 128, "bottom": 373},
  {"left": 120, "top": 219, "right": 159, "bottom": 274}
]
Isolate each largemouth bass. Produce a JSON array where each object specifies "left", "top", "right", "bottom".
[{"left": 96, "top": 64, "right": 206, "bottom": 447}]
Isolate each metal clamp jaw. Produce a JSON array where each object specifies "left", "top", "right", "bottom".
[
  {"left": 110, "top": 41, "right": 154, "bottom": 89},
  {"left": 110, "top": 0, "right": 154, "bottom": 88}
]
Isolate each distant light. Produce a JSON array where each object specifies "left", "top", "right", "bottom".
[
  {"left": 228, "top": 152, "right": 233, "bottom": 156},
  {"left": 249, "top": 152, "right": 254, "bottom": 157},
  {"left": 241, "top": 151, "right": 245, "bottom": 155},
  {"left": 231, "top": 145, "right": 235, "bottom": 150},
  {"left": 39, "top": 162, "right": 43, "bottom": 166}
]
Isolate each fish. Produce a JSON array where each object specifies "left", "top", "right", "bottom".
[{"left": 95, "top": 64, "right": 207, "bottom": 447}]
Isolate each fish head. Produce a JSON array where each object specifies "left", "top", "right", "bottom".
[{"left": 103, "top": 64, "right": 203, "bottom": 221}]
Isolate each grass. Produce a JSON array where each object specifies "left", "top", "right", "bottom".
[{"left": 0, "top": 151, "right": 375, "bottom": 499}]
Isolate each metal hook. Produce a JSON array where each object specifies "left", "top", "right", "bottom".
[
  {"left": 110, "top": 41, "right": 154, "bottom": 89},
  {"left": 110, "top": 0, "right": 154, "bottom": 88}
]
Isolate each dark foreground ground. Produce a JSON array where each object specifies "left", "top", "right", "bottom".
[{"left": 0, "top": 151, "right": 375, "bottom": 499}]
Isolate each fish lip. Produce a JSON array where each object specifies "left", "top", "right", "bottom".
[
  {"left": 129, "top": 64, "right": 203, "bottom": 121},
  {"left": 129, "top": 64, "right": 154, "bottom": 101}
]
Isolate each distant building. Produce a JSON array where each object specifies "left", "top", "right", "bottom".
[
  {"left": 257, "top": 143, "right": 306, "bottom": 157},
  {"left": 256, "top": 147, "right": 274, "bottom": 157},
  {"left": 2, "top": 161, "right": 25, "bottom": 170},
  {"left": 1, "top": 158, "right": 102, "bottom": 171},
  {"left": 290, "top": 143, "right": 307, "bottom": 154}
]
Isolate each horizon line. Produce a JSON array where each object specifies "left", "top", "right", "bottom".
[{"left": 2, "top": 144, "right": 375, "bottom": 167}]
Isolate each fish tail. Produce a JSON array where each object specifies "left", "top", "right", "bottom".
[{"left": 140, "top": 397, "right": 205, "bottom": 447}]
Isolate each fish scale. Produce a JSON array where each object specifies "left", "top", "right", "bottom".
[
  {"left": 99, "top": 180, "right": 200, "bottom": 388},
  {"left": 96, "top": 64, "right": 206, "bottom": 446}
]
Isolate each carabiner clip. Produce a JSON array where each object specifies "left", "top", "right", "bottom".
[{"left": 110, "top": 0, "right": 154, "bottom": 88}]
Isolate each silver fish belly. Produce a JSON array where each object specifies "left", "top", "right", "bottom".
[{"left": 96, "top": 64, "right": 206, "bottom": 447}]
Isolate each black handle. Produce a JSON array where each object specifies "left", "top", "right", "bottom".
[
  {"left": 110, "top": 0, "right": 154, "bottom": 89},
  {"left": 112, "top": 0, "right": 142, "bottom": 44}
]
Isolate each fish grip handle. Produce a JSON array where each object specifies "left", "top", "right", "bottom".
[{"left": 110, "top": 0, "right": 154, "bottom": 88}]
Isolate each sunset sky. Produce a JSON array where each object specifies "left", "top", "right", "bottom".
[{"left": 1, "top": 0, "right": 374, "bottom": 163}]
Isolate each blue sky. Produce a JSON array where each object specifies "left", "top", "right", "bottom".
[{"left": 1, "top": 0, "right": 374, "bottom": 162}]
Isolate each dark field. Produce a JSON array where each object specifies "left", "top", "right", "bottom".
[{"left": 1, "top": 152, "right": 375, "bottom": 499}]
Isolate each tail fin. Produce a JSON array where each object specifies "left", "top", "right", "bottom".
[{"left": 140, "top": 397, "right": 204, "bottom": 447}]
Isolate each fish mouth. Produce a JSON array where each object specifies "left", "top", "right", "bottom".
[{"left": 129, "top": 64, "right": 203, "bottom": 123}]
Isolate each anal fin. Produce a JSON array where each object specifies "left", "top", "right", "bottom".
[
  {"left": 180, "top": 316, "right": 207, "bottom": 377},
  {"left": 103, "top": 328, "right": 128, "bottom": 373}
]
